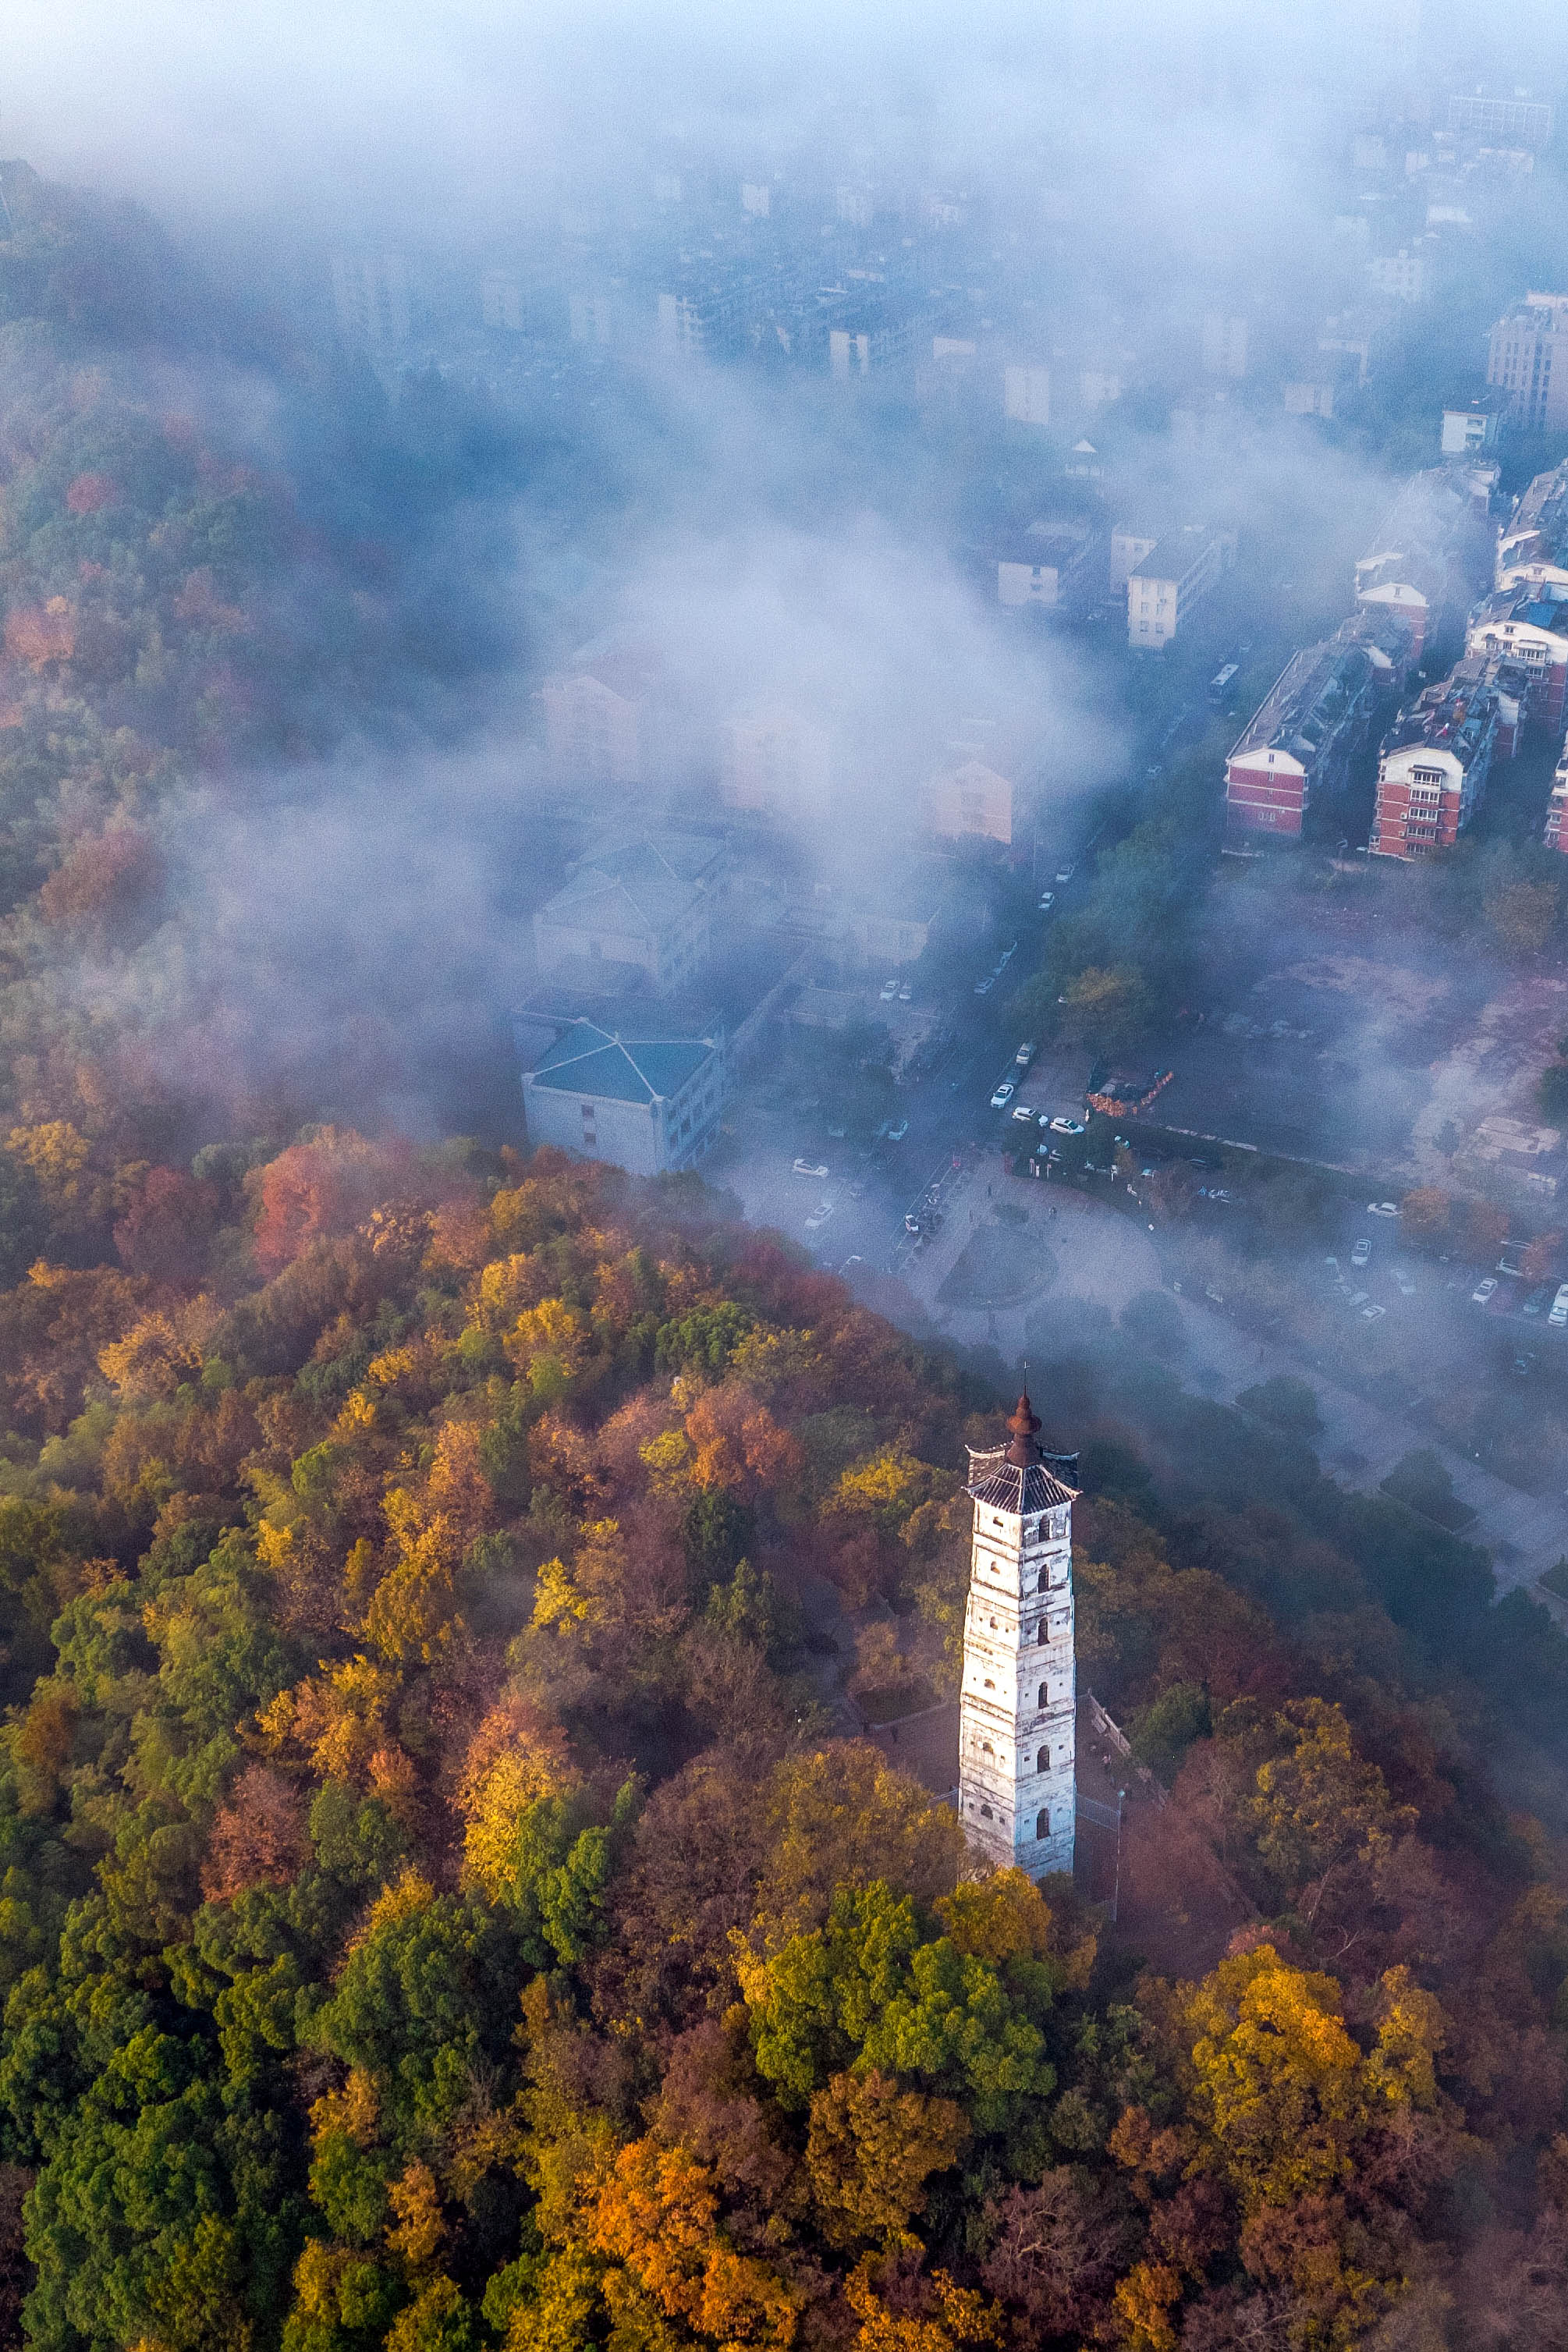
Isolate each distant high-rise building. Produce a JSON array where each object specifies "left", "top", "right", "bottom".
[
  {"left": 1487, "top": 294, "right": 1568, "bottom": 435},
  {"left": 481, "top": 270, "right": 524, "bottom": 332},
  {"left": 1201, "top": 313, "right": 1248, "bottom": 378},
  {"left": 1003, "top": 364, "right": 1051, "bottom": 425},
  {"left": 1449, "top": 94, "right": 1554, "bottom": 150},
  {"left": 329, "top": 253, "right": 410, "bottom": 347}
]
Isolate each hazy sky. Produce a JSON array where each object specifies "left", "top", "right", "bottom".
[{"left": 14, "top": 0, "right": 1562, "bottom": 250}]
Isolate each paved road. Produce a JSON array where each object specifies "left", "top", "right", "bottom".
[{"left": 897, "top": 1180, "right": 1568, "bottom": 1620}]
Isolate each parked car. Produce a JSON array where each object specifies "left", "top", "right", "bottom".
[
  {"left": 885, "top": 1119, "right": 909, "bottom": 1143},
  {"left": 904, "top": 1215, "right": 922, "bottom": 1235},
  {"left": 804, "top": 1203, "right": 834, "bottom": 1233},
  {"left": 1055, "top": 865, "right": 1075, "bottom": 884},
  {"left": 1360, "top": 1301, "right": 1386, "bottom": 1321},
  {"left": 1524, "top": 1285, "right": 1552, "bottom": 1316},
  {"left": 1366, "top": 1201, "right": 1399, "bottom": 1218},
  {"left": 793, "top": 1158, "right": 828, "bottom": 1179},
  {"left": 1038, "top": 892, "right": 1054, "bottom": 911},
  {"left": 879, "top": 977, "right": 899, "bottom": 1000},
  {"left": 1551, "top": 1282, "right": 1568, "bottom": 1328},
  {"left": 1471, "top": 1275, "right": 1498, "bottom": 1306},
  {"left": 1050, "top": 1116, "right": 1086, "bottom": 1135},
  {"left": 898, "top": 983, "right": 912, "bottom": 1002},
  {"left": 1011, "top": 1103, "right": 1037, "bottom": 1123},
  {"left": 990, "top": 1083, "right": 1016, "bottom": 1110},
  {"left": 1015, "top": 1041, "right": 1035, "bottom": 1066},
  {"left": 1394, "top": 1268, "right": 1417, "bottom": 1297},
  {"left": 1350, "top": 1237, "right": 1371, "bottom": 1268}
]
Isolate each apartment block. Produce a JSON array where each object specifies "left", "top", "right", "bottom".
[
  {"left": 1486, "top": 294, "right": 1568, "bottom": 436},
  {"left": 1467, "top": 589, "right": 1568, "bottom": 728},
  {"left": 1441, "top": 392, "right": 1506, "bottom": 455},
  {"left": 1125, "top": 524, "right": 1236, "bottom": 649},
  {"left": 995, "top": 519, "right": 1105, "bottom": 611},
  {"left": 1371, "top": 657, "right": 1516, "bottom": 858},
  {"left": 1224, "top": 627, "right": 1383, "bottom": 839},
  {"left": 1544, "top": 734, "right": 1568, "bottom": 853},
  {"left": 918, "top": 757, "right": 1013, "bottom": 846},
  {"left": 1496, "top": 458, "right": 1568, "bottom": 594},
  {"left": 1355, "top": 466, "right": 1494, "bottom": 665}
]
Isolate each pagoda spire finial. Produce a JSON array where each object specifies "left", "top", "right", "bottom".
[{"left": 1006, "top": 1392, "right": 1041, "bottom": 1467}]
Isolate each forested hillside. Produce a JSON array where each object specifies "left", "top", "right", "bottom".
[
  {"left": 0, "top": 1131, "right": 1562, "bottom": 2350},
  {"left": 1, "top": 161, "right": 1568, "bottom": 2352}
]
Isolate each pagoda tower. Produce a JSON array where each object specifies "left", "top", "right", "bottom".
[{"left": 957, "top": 1394, "right": 1078, "bottom": 1879}]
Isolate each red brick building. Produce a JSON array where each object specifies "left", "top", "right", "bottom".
[
  {"left": 1224, "top": 625, "right": 1387, "bottom": 839},
  {"left": 1370, "top": 656, "right": 1516, "bottom": 860}
]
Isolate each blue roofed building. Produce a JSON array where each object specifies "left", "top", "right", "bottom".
[{"left": 520, "top": 1017, "right": 728, "bottom": 1176}]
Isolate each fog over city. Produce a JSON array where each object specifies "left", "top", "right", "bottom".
[
  {"left": 10, "top": 10, "right": 1568, "bottom": 2343},
  {"left": 7, "top": 2, "right": 1568, "bottom": 1562}
]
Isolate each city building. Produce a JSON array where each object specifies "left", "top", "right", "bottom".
[
  {"left": 1485, "top": 293, "right": 1568, "bottom": 436},
  {"left": 329, "top": 252, "right": 411, "bottom": 347},
  {"left": 1002, "top": 362, "right": 1051, "bottom": 425},
  {"left": 533, "top": 832, "right": 723, "bottom": 992},
  {"left": 1370, "top": 656, "right": 1511, "bottom": 857},
  {"left": 1441, "top": 391, "right": 1507, "bottom": 455},
  {"left": 1496, "top": 459, "right": 1568, "bottom": 594},
  {"left": 821, "top": 287, "right": 920, "bottom": 378},
  {"left": 1201, "top": 312, "right": 1248, "bottom": 377},
  {"left": 1125, "top": 524, "right": 1236, "bottom": 650},
  {"left": 958, "top": 1396, "right": 1077, "bottom": 1882},
  {"left": 1449, "top": 94, "right": 1555, "bottom": 150},
  {"left": 1318, "top": 310, "right": 1385, "bottom": 391},
  {"left": 995, "top": 519, "right": 1105, "bottom": 611},
  {"left": 1224, "top": 626, "right": 1385, "bottom": 838},
  {"left": 656, "top": 272, "right": 750, "bottom": 364},
  {"left": 520, "top": 1016, "right": 727, "bottom": 1176},
  {"left": 1354, "top": 466, "right": 1494, "bottom": 664},
  {"left": 1365, "top": 247, "right": 1428, "bottom": 303},
  {"left": 1467, "top": 589, "right": 1568, "bottom": 727},
  {"left": 918, "top": 756, "right": 1013, "bottom": 846},
  {"left": 720, "top": 705, "right": 833, "bottom": 816},
  {"left": 481, "top": 269, "right": 525, "bottom": 332},
  {"left": 1544, "top": 732, "right": 1568, "bottom": 852},
  {"left": 540, "top": 644, "right": 669, "bottom": 787}
]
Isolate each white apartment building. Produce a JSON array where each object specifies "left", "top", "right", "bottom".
[
  {"left": 1126, "top": 524, "right": 1236, "bottom": 649},
  {"left": 1366, "top": 248, "right": 1428, "bottom": 303}
]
